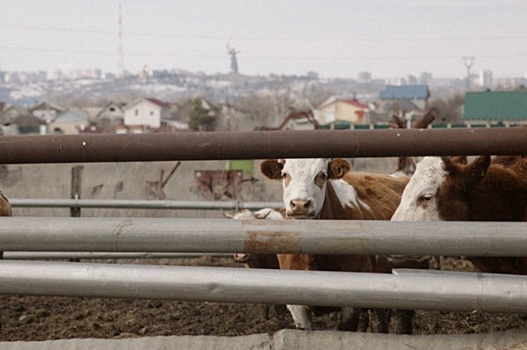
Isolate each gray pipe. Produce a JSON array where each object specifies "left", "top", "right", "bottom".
[
  {"left": 8, "top": 199, "right": 282, "bottom": 210},
  {"left": 2, "top": 252, "right": 230, "bottom": 260},
  {"left": 0, "top": 217, "right": 525, "bottom": 256},
  {"left": 0, "top": 260, "right": 525, "bottom": 313}
]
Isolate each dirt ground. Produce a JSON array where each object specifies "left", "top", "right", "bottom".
[{"left": 1, "top": 255, "right": 526, "bottom": 342}]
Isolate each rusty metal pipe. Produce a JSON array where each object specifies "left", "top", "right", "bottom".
[
  {"left": 0, "top": 128, "right": 525, "bottom": 164},
  {"left": 0, "top": 217, "right": 526, "bottom": 257}
]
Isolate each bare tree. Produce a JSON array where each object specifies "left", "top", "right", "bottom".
[{"left": 429, "top": 92, "right": 465, "bottom": 123}]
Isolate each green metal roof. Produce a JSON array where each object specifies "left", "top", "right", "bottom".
[
  {"left": 320, "top": 120, "right": 353, "bottom": 129},
  {"left": 463, "top": 91, "right": 527, "bottom": 121}
]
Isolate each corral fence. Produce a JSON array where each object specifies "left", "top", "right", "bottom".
[{"left": 0, "top": 128, "right": 526, "bottom": 314}]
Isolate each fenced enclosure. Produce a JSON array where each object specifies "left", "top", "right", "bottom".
[{"left": 0, "top": 128, "right": 526, "bottom": 341}]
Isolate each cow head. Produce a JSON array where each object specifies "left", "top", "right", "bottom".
[
  {"left": 391, "top": 156, "right": 447, "bottom": 221},
  {"left": 391, "top": 156, "right": 491, "bottom": 221},
  {"left": 260, "top": 158, "right": 351, "bottom": 219}
]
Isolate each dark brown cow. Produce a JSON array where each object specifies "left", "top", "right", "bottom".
[{"left": 392, "top": 155, "right": 527, "bottom": 275}]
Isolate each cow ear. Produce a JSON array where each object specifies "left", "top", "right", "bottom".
[
  {"left": 441, "top": 156, "right": 456, "bottom": 172},
  {"left": 328, "top": 158, "right": 351, "bottom": 179},
  {"left": 260, "top": 159, "right": 284, "bottom": 180},
  {"left": 469, "top": 155, "right": 491, "bottom": 182},
  {"left": 412, "top": 156, "right": 422, "bottom": 164}
]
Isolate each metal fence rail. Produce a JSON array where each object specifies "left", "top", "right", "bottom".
[
  {"left": 0, "top": 260, "right": 526, "bottom": 313},
  {"left": 0, "top": 128, "right": 526, "bottom": 164},
  {"left": 8, "top": 198, "right": 283, "bottom": 210},
  {"left": 1, "top": 128, "right": 526, "bottom": 316},
  {"left": 0, "top": 217, "right": 525, "bottom": 257},
  {"left": 2, "top": 252, "right": 231, "bottom": 260}
]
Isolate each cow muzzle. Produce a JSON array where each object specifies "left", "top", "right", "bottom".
[
  {"left": 233, "top": 253, "right": 249, "bottom": 263},
  {"left": 288, "top": 199, "right": 315, "bottom": 218}
]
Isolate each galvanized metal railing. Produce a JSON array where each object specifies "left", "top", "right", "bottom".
[
  {"left": 0, "top": 217, "right": 525, "bottom": 257},
  {"left": 0, "top": 260, "right": 526, "bottom": 313},
  {"left": 8, "top": 198, "right": 282, "bottom": 210},
  {"left": 0, "top": 128, "right": 526, "bottom": 313}
]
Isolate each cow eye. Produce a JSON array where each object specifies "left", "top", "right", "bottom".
[
  {"left": 314, "top": 171, "right": 328, "bottom": 187},
  {"left": 417, "top": 193, "right": 433, "bottom": 206}
]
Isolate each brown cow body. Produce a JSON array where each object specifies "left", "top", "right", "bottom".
[
  {"left": 0, "top": 190, "right": 12, "bottom": 331},
  {"left": 0, "top": 191, "right": 11, "bottom": 217},
  {"left": 441, "top": 156, "right": 527, "bottom": 274}
]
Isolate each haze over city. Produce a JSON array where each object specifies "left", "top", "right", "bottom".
[{"left": 2, "top": 0, "right": 527, "bottom": 80}]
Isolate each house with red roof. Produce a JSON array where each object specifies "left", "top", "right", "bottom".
[
  {"left": 122, "top": 98, "right": 171, "bottom": 133},
  {"left": 314, "top": 96, "right": 370, "bottom": 127}
]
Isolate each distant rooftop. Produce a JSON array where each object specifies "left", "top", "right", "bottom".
[
  {"left": 464, "top": 90, "right": 527, "bottom": 121},
  {"left": 379, "top": 85, "right": 430, "bottom": 100}
]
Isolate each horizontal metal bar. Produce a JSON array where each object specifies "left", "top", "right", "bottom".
[
  {"left": 8, "top": 199, "right": 282, "bottom": 210},
  {"left": 0, "top": 217, "right": 525, "bottom": 256},
  {"left": 2, "top": 252, "right": 231, "bottom": 260},
  {"left": 0, "top": 260, "right": 525, "bottom": 313},
  {"left": 0, "top": 128, "right": 525, "bottom": 164}
]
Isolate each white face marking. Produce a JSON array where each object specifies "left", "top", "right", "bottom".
[
  {"left": 280, "top": 158, "right": 330, "bottom": 218},
  {"left": 331, "top": 178, "right": 370, "bottom": 211},
  {"left": 280, "top": 158, "right": 364, "bottom": 218},
  {"left": 391, "top": 157, "right": 446, "bottom": 221}
]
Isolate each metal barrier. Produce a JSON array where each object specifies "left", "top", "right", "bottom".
[
  {"left": 0, "top": 217, "right": 525, "bottom": 257},
  {"left": 0, "top": 128, "right": 526, "bottom": 163},
  {"left": 0, "top": 129, "right": 526, "bottom": 313},
  {"left": 0, "top": 260, "right": 526, "bottom": 313},
  {"left": 8, "top": 198, "right": 282, "bottom": 210},
  {"left": 0, "top": 217, "right": 526, "bottom": 312}
]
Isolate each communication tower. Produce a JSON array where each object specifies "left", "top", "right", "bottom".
[{"left": 117, "top": 4, "right": 126, "bottom": 77}]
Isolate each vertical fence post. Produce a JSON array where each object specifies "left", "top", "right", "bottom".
[{"left": 70, "top": 165, "right": 83, "bottom": 217}]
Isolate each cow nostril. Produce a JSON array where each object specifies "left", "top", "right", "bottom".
[{"left": 290, "top": 199, "right": 311, "bottom": 213}]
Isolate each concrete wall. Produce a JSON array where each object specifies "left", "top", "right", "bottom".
[{"left": 0, "top": 157, "right": 398, "bottom": 218}]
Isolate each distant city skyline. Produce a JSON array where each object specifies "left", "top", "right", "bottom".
[{"left": 1, "top": 0, "right": 527, "bottom": 79}]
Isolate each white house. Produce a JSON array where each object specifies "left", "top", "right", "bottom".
[{"left": 122, "top": 98, "right": 171, "bottom": 133}]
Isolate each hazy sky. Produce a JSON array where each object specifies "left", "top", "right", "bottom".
[{"left": 1, "top": 0, "right": 526, "bottom": 79}]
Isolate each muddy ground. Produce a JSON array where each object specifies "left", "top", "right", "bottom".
[{"left": 1, "top": 255, "right": 526, "bottom": 342}]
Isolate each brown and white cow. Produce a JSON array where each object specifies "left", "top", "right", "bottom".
[
  {"left": 260, "top": 158, "right": 413, "bottom": 333},
  {"left": 222, "top": 208, "right": 288, "bottom": 321},
  {"left": 222, "top": 208, "right": 284, "bottom": 270},
  {"left": 391, "top": 156, "right": 527, "bottom": 275}
]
